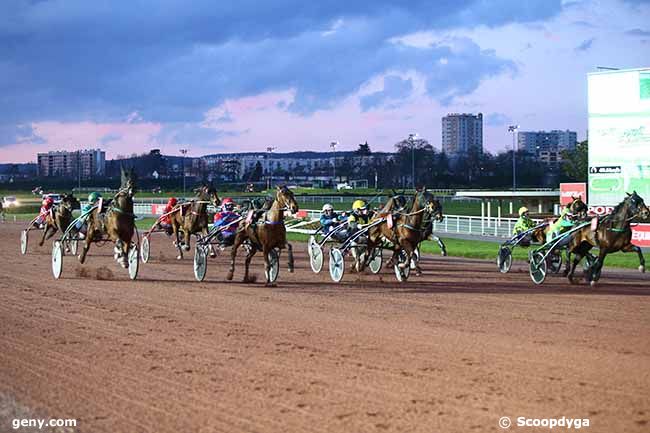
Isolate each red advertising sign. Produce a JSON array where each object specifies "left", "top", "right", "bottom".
[
  {"left": 631, "top": 224, "right": 650, "bottom": 248},
  {"left": 560, "top": 182, "right": 587, "bottom": 206}
]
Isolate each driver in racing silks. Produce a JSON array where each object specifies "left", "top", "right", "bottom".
[
  {"left": 74, "top": 192, "right": 102, "bottom": 238},
  {"left": 156, "top": 197, "right": 178, "bottom": 235},
  {"left": 546, "top": 205, "right": 576, "bottom": 243},
  {"left": 34, "top": 197, "right": 54, "bottom": 228},
  {"left": 513, "top": 206, "right": 537, "bottom": 247},
  {"left": 213, "top": 197, "right": 241, "bottom": 245},
  {"left": 346, "top": 199, "right": 372, "bottom": 236}
]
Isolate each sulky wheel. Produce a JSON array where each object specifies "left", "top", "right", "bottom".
[
  {"left": 529, "top": 251, "right": 547, "bottom": 285},
  {"left": 308, "top": 235, "right": 324, "bottom": 274},
  {"left": 128, "top": 242, "right": 139, "bottom": 280},
  {"left": 394, "top": 250, "right": 411, "bottom": 282},
  {"left": 52, "top": 240, "right": 63, "bottom": 279},
  {"left": 369, "top": 247, "right": 383, "bottom": 274},
  {"left": 265, "top": 249, "right": 280, "bottom": 284},
  {"left": 329, "top": 248, "right": 345, "bottom": 283},
  {"left": 20, "top": 229, "right": 28, "bottom": 255},
  {"left": 497, "top": 246, "right": 513, "bottom": 273},
  {"left": 193, "top": 245, "right": 208, "bottom": 282},
  {"left": 141, "top": 236, "right": 151, "bottom": 263}
]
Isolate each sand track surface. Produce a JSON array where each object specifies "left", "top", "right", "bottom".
[{"left": 1, "top": 223, "right": 649, "bottom": 432}]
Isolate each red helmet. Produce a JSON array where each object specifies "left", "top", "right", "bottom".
[
  {"left": 44, "top": 197, "right": 54, "bottom": 206},
  {"left": 222, "top": 197, "right": 234, "bottom": 205},
  {"left": 167, "top": 197, "right": 178, "bottom": 206}
]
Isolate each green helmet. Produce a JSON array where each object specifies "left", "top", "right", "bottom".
[{"left": 88, "top": 192, "right": 101, "bottom": 203}]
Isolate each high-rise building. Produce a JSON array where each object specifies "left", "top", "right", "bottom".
[
  {"left": 517, "top": 130, "right": 577, "bottom": 156},
  {"left": 37, "top": 149, "right": 106, "bottom": 178},
  {"left": 442, "top": 113, "right": 483, "bottom": 156}
]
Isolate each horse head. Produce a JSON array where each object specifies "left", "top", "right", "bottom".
[
  {"left": 569, "top": 195, "right": 588, "bottom": 220},
  {"left": 120, "top": 167, "right": 137, "bottom": 197},
  {"left": 61, "top": 193, "right": 80, "bottom": 211},
  {"left": 276, "top": 185, "right": 299, "bottom": 214},
  {"left": 626, "top": 191, "right": 650, "bottom": 221}
]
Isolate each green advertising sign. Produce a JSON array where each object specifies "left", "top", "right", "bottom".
[{"left": 588, "top": 68, "right": 650, "bottom": 206}]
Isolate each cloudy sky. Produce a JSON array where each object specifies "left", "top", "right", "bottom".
[{"left": 0, "top": 0, "right": 648, "bottom": 163}]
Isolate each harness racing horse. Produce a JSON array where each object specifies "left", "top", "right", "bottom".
[
  {"left": 169, "top": 184, "right": 220, "bottom": 260},
  {"left": 79, "top": 168, "right": 137, "bottom": 268},
  {"left": 536, "top": 196, "right": 589, "bottom": 275},
  {"left": 364, "top": 189, "right": 438, "bottom": 276},
  {"left": 420, "top": 198, "right": 446, "bottom": 255},
  {"left": 565, "top": 191, "right": 649, "bottom": 285},
  {"left": 226, "top": 186, "right": 299, "bottom": 286},
  {"left": 38, "top": 193, "right": 80, "bottom": 248}
]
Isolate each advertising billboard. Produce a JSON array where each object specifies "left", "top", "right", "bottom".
[
  {"left": 588, "top": 68, "right": 650, "bottom": 205},
  {"left": 588, "top": 68, "right": 650, "bottom": 246}
]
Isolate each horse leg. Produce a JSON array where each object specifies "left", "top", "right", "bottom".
[
  {"left": 226, "top": 233, "right": 243, "bottom": 281},
  {"left": 622, "top": 243, "right": 645, "bottom": 273},
  {"left": 183, "top": 227, "right": 191, "bottom": 251},
  {"left": 285, "top": 242, "right": 294, "bottom": 273},
  {"left": 434, "top": 236, "right": 448, "bottom": 256},
  {"left": 262, "top": 246, "right": 273, "bottom": 286},
  {"left": 172, "top": 224, "right": 183, "bottom": 260},
  {"left": 590, "top": 250, "right": 608, "bottom": 286},
  {"left": 119, "top": 239, "right": 129, "bottom": 268},
  {"left": 244, "top": 245, "right": 257, "bottom": 283},
  {"left": 39, "top": 224, "right": 50, "bottom": 246},
  {"left": 79, "top": 226, "right": 94, "bottom": 264},
  {"left": 567, "top": 252, "right": 582, "bottom": 284},
  {"left": 204, "top": 228, "right": 217, "bottom": 258},
  {"left": 563, "top": 249, "right": 572, "bottom": 277}
]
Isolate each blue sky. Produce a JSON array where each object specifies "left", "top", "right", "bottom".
[{"left": 0, "top": 0, "right": 648, "bottom": 162}]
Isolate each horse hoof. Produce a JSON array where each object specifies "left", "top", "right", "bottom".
[
  {"left": 639, "top": 265, "right": 645, "bottom": 273},
  {"left": 176, "top": 255, "right": 182, "bottom": 260},
  {"left": 226, "top": 272, "right": 234, "bottom": 281},
  {"left": 288, "top": 267, "right": 294, "bottom": 273},
  {"left": 590, "top": 280, "right": 597, "bottom": 287},
  {"left": 209, "top": 253, "right": 217, "bottom": 258}
]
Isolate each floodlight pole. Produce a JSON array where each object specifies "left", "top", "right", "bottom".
[
  {"left": 408, "top": 133, "right": 418, "bottom": 189},
  {"left": 508, "top": 125, "right": 519, "bottom": 192},
  {"left": 330, "top": 141, "right": 338, "bottom": 189}
]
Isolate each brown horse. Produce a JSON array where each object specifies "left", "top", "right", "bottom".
[
  {"left": 226, "top": 186, "right": 299, "bottom": 286},
  {"left": 39, "top": 193, "right": 80, "bottom": 247},
  {"left": 566, "top": 191, "right": 649, "bottom": 285},
  {"left": 79, "top": 168, "right": 137, "bottom": 268},
  {"left": 169, "top": 184, "right": 220, "bottom": 260},
  {"left": 363, "top": 189, "right": 438, "bottom": 276}
]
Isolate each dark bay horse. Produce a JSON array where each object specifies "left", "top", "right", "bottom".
[
  {"left": 39, "top": 193, "right": 80, "bottom": 247},
  {"left": 79, "top": 168, "right": 137, "bottom": 268},
  {"left": 364, "top": 189, "right": 438, "bottom": 276},
  {"left": 169, "top": 184, "right": 220, "bottom": 259},
  {"left": 566, "top": 191, "right": 649, "bottom": 285},
  {"left": 226, "top": 186, "right": 299, "bottom": 286}
]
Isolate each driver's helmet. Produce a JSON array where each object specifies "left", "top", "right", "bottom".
[
  {"left": 322, "top": 203, "right": 334, "bottom": 213},
  {"left": 222, "top": 197, "right": 235, "bottom": 211},
  {"left": 88, "top": 192, "right": 101, "bottom": 204},
  {"left": 518, "top": 206, "right": 529, "bottom": 217},
  {"left": 352, "top": 200, "right": 367, "bottom": 212},
  {"left": 44, "top": 197, "right": 53, "bottom": 207},
  {"left": 167, "top": 197, "right": 178, "bottom": 207}
]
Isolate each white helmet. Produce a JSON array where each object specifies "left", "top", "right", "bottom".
[{"left": 322, "top": 203, "right": 334, "bottom": 212}]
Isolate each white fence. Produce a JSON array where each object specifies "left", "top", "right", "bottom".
[{"left": 131, "top": 204, "right": 538, "bottom": 239}]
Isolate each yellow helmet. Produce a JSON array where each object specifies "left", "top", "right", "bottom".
[
  {"left": 518, "top": 206, "right": 529, "bottom": 217},
  {"left": 352, "top": 199, "right": 367, "bottom": 211}
]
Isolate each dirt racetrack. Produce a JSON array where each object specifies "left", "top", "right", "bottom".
[{"left": 1, "top": 222, "right": 649, "bottom": 433}]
